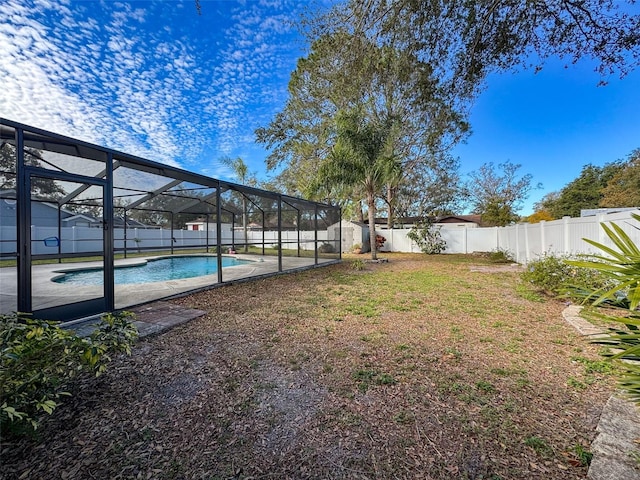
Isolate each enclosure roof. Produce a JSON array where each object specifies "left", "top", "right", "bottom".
[{"left": 0, "top": 118, "right": 336, "bottom": 212}]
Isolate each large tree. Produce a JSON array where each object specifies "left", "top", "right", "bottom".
[
  {"left": 392, "top": 153, "right": 465, "bottom": 220},
  {"left": 465, "top": 162, "right": 539, "bottom": 226},
  {"left": 256, "top": 27, "right": 468, "bottom": 220},
  {"left": 259, "top": 0, "right": 639, "bottom": 217}
]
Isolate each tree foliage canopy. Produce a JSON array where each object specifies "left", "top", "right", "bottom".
[
  {"left": 256, "top": 28, "right": 467, "bottom": 206},
  {"left": 537, "top": 161, "right": 625, "bottom": 218},
  {"left": 465, "top": 162, "right": 539, "bottom": 226},
  {"left": 346, "top": 0, "right": 640, "bottom": 91},
  {"left": 257, "top": 0, "right": 639, "bottom": 226},
  {"left": 600, "top": 148, "right": 640, "bottom": 207}
]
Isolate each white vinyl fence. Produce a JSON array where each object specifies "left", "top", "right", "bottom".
[
  {"left": 2, "top": 209, "right": 638, "bottom": 262},
  {"left": 0, "top": 226, "right": 330, "bottom": 255},
  {"left": 378, "top": 209, "right": 640, "bottom": 264}
]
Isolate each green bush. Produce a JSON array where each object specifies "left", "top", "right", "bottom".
[
  {"left": 350, "top": 259, "right": 366, "bottom": 271},
  {"left": 318, "top": 242, "right": 335, "bottom": 254},
  {"left": 521, "top": 253, "right": 613, "bottom": 298},
  {"left": 0, "top": 311, "right": 138, "bottom": 433},
  {"left": 487, "top": 248, "right": 514, "bottom": 264}
]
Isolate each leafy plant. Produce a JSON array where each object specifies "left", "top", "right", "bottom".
[
  {"left": 407, "top": 218, "right": 446, "bottom": 254},
  {"left": 487, "top": 248, "right": 514, "bottom": 264},
  {"left": 521, "top": 253, "right": 613, "bottom": 298},
  {"left": 568, "top": 213, "right": 640, "bottom": 404},
  {"left": 1, "top": 311, "right": 138, "bottom": 433},
  {"left": 318, "top": 242, "right": 335, "bottom": 254},
  {"left": 524, "top": 435, "right": 553, "bottom": 457},
  {"left": 567, "top": 213, "right": 640, "bottom": 309},
  {"left": 571, "top": 443, "right": 594, "bottom": 467},
  {"left": 350, "top": 259, "right": 366, "bottom": 271}
]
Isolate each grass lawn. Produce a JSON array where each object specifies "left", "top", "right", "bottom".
[{"left": 1, "top": 253, "right": 616, "bottom": 479}]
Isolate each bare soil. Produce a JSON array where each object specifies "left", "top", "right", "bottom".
[{"left": 1, "top": 254, "right": 615, "bottom": 479}]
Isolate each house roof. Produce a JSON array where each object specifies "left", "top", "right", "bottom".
[
  {"left": 373, "top": 215, "right": 484, "bottom": 226},
  {"left": 437, "top": 215, "right": 483, "bottom": 225}
]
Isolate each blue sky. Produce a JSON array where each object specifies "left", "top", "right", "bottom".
[{"left": 1, "top": 0, "right": 638, "bottom": 216}]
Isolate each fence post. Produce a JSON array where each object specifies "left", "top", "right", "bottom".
[
  {"left": 524, "top": 223, "right": 530, "bottom": 263},
  {"left": 563, "top": 216, "right": 570, "bottom": 254},
  {"left": 597, "top": 213, "right": 606, "bottom": 246},
  {"left": 71, "top": 226, "right": 76, "bottom": 254},
  {"left": 540, "top": 220, "right": 546, "bottom": 254},
  {"left": 462, "top": 227, "right": 468, "bottom": 254},
  {"left": 514, "top": 224, "right": 520, "bottom": 263}
]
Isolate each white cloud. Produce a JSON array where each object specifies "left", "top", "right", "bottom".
[{"left": 0, "top": 0, "right": 308, "bottom": 180}]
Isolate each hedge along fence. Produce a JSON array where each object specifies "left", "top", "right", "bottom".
[{"left": 375, "top": 209, "right": 640, "bottom": 264}]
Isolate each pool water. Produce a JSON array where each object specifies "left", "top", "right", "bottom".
[{"left": 54, "top": 256, "right": 250, "bottom": 286}]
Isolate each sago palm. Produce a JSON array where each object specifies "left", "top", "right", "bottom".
[{"left": 568, "top": 212, "right": 640, "bottom": 404}]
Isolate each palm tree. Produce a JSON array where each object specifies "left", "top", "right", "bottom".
[
  {"left": 318, "top": 106, "right": 400, "bottom": 260},
  {"left": 220, "top": 157, "right": 254, "bottom": 253}
]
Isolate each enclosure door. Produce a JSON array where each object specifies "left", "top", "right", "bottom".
[{"left": 27, "top": 170, "right": 110, "bottom": 321}]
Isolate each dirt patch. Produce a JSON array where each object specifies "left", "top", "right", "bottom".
[{"left": 1, "top": 254, "right": 614, "bottom": 479}]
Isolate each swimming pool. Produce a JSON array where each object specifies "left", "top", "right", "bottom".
[{"left": 53, "top": 255, "right": 251, "bottom": 286}]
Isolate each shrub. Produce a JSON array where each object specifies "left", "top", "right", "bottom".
[
  {"left": 521, "top": 253, "right": 613, "bottom": 298},
  {"left": 407, "top": 219, "right": 446, "bottom": 254},
  {"left": 0, "top": 311, "right": 138, "bottom": 433},
  {"left": 319, "top": 242, "right": 335, "bottom": 254},
  {"left": 487, "top": 248, "right": 514, "bottom": 264},
  {"left": 350, "top": 259, "right": 366, "bottom": 271}
]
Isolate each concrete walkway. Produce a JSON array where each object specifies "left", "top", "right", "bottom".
[
  {"left": 562, "top": 305, "right": 640, "bottom": 480},
  {"left": 65, "top": 300, "right": 207, "bottom": 338}
]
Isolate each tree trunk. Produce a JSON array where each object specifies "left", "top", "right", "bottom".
[
  {"left": 242, "top": 197, "right": 248, "bottom": 253},
  {"left": 386, "top": 185, "right": 395, "bottom": 229},
  {"left": 367, "top": 193, "right": 377, "bottom": 260},
  {"left": 358, "top": 201, "right": 365, "bottom": 223}
]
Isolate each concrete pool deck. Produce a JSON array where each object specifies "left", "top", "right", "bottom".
[{"left": 0, "top": 253, "right": 337, "bottom": 317}]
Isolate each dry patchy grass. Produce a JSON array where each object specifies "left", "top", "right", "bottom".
[{"left": 1, "top": 254, "right": 615, "bottom": 479}]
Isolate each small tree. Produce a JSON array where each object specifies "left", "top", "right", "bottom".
[
  {"left": 407, "top": 218, "right": 446, "bottom": 254},
  {"left": 220, "top": 156, "right": 256, "bottom": 253},
  {"left": 465, "top": 162, "right": 539, "bottom": 226}
]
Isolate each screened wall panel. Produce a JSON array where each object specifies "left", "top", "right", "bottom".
[{"left": 1, "top": 118, "right": 340, "bottom": 321}]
